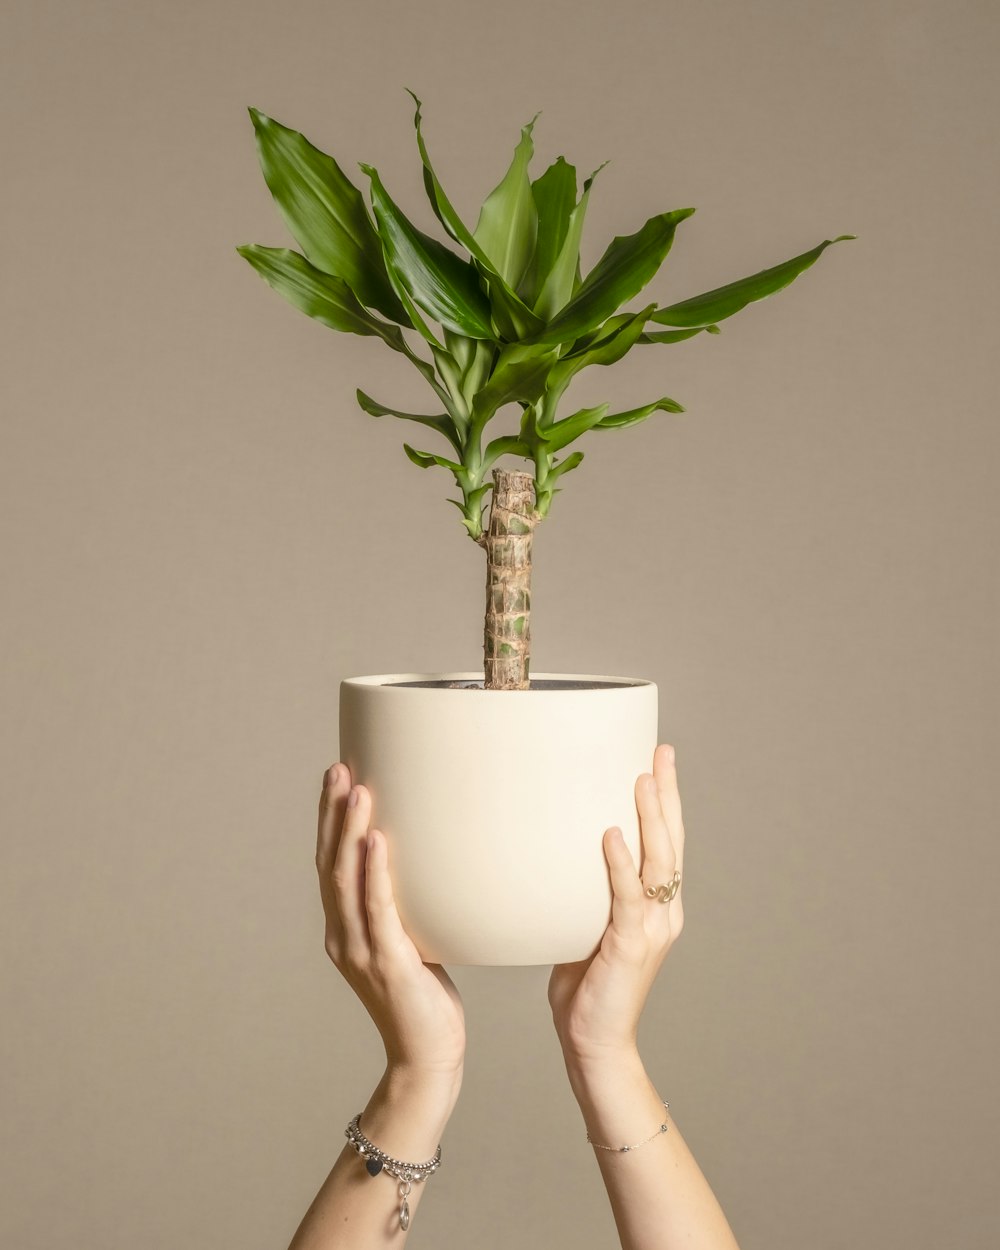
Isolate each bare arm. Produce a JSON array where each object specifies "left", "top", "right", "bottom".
[
  {"left": 288, "top": 1063, "right": 461, "bottom": 1250},
  {"left": 563, "top": 1047, "right": 739, "bottom": 1250},
  {"left": 549, "top": 745, "right": 741, "bottom": 1250},
  {"left": 290, "top": 766, "right": 466, "bottom": 1248}
]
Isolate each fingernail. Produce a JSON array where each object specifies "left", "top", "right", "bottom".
[
  {"left": 348, "top": 787, "right": 359, "bottom": 808},
  {"left": 329, "top": 764, "right": 341, "bottom": 785},
  {"left": 644, "top": 775, "right": 657, "bottom": 793},
  {"left": 663, "top": 745, "right": 676, "bottom": 765},
  {"left": 366, "top": 830, "right": 375, "bottom": 852}
]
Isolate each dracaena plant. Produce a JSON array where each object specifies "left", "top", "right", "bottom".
[{"left": 238, "top": 92, "right": 853, "bottom": 691}]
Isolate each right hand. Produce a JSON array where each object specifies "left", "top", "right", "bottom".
[
  {"left": 547, "top": 743, "right": 685, "bottom": 1061},
  {"left": 316, "top": 763, "right": 466, "bottom": 1077}
]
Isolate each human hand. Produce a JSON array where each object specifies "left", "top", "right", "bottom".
[
  {"left": 316, "top": 763, "right": 466, "bottom": 1078},
  {"left": 547, "top": 744, "right": 685, "bottom": 1062}
]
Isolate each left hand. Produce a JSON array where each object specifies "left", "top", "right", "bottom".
[
  {"left": 316, "top": 763, "right": 466, "bottom": 1077},
  {"left": 548, "top": 743, "right": 685, "bottom": 1060}
]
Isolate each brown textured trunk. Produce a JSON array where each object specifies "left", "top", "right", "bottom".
[{"left": 478, "top": 467, "right": 540, "bottom": 690}]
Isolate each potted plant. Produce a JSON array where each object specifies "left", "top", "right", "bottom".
[{"left": 238, "top": 92, "right": 852, "bottom": 966}]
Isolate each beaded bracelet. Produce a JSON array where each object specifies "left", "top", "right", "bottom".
[
  {"left": 587, "top": 1101, "right": 670, "bottom": 1152},
  {"left": 344, "top": 1112, "right": 442, "bottom": 1231}
]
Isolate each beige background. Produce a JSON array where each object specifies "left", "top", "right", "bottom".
[{"left": 2, "top": 0, "right": 997, "bottom": 1246}]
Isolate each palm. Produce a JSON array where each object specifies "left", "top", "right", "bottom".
[{"left": 547, "top": 954, "right": 595, "bottom": 1041}]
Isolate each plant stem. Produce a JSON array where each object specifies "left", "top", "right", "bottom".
[{"left": 479, "top": 468, "right": 541, "bottom": 690}]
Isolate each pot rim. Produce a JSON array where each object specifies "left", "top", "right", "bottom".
[{"left": 341, "top": 671, "right": 654, "bottom": 691}]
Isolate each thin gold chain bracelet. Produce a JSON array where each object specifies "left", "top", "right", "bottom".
[{"left": 587, "top": 1101, "right": 670, "bottom": 1152}]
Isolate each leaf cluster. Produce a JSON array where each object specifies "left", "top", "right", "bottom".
[{"left": 238, "top": 93, "right": 853, "bottom": 541}]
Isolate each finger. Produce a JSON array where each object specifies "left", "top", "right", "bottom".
[
  {"left": 317, "top": 763, "right": 351, "bottom": 881},
  {"left": 332, "top": 785, "right": 373, "bottom": 959},
  {"left": 653, "top": 744, "right": 685, "bottom": 879},
  {"left": 365, "top": 829, "right": 418, "bottom": 968},
  {"left": 635, "top": 771, "right": 676, "bottom": 890},
  {"left": 604, "top": 827, "right": 645, "bottom": 937}
]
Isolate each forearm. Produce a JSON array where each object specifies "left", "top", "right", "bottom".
[
  {"left": 288, "top": 1064, "right": 462, "bottom": 1250},
  {"left": 564, "top": 1047, "right": 740, "bottom": 1250}
]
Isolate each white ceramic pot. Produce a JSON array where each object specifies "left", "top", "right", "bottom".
[{"left": 339, "top": 672, "right": 658, "bottom": 966}]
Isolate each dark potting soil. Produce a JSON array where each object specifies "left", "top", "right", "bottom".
[{"left": 386, "top": 678, "right": 644, "bottom": 691}]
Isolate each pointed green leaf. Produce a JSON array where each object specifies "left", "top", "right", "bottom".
[
  {"left": 483, "top": 434, "right": 533, "bottom": 471},
  {"left": 248, "top": 109, "right": 405, "bottom": 322},
  {"left": 521, "top": 157, "right": 577, "bottom": 308},
  {"left": 430, "top": 345, "right": 467, "bottom": 410},
  {"left": 405, "top": 91, "right": 545, "bottom": 341},
  {"left": 471, "top": 343, "right": 560, "bottom": 428},
  {"left": 547, "top": 450, "right": 585, "bottom": 480},
  {"left": 377, "top": 242, "right": 443, "bottom": 347},
  {"left": 406, "top": 89, "right": 478, "bottom": 250},
  {"left": 536, "top": 403, "right": 610, "bottom": 452},
  {"left": 443, "top": 328, "right": 475, "bottom": 373},
  {"left": 593, "top": 397, "right": 685, "bottom": 430},
  {"left": 650, "top": 235, "right": 856, "bottom": 328},
  {"left": 472, "top": 115, "right": 539, "bottom": 291},
  {"left": 356, "top": 389, "right": 462, "bottom": 452},
  {"left": 532, "top": 162, "right": 607, "bottom": 321},
  {"left": 446, "top": 489, "right": 492, "bottom": 541},
  {"left": 237, "top": 245, "right": 407, "bottom": 351},
  {"left": 402, "top": 443, "right": 463, "bottom": 472},
  {"left": 531, "top": 208, "right": 695, "bottom": 346},
  {"left": 545, "top": 304, "right": 656, "bottom": 401},
  {"left": 639, "top": 325, "right": 720, "bottom": 343},
  {"left": 361, "top": 163, "right": 495, "bottom": 340}
]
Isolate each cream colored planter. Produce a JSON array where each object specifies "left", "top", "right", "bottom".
[{"left": 339, "top": 672, "right": 658, "bottom": 966}]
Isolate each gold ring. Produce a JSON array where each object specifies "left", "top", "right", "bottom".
[{"left": 644, "top": 871, "right": 681, "bottom": 903}]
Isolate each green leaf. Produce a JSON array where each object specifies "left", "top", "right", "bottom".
[
  {"left": 544, "top": 304, "right": 656, "bottom": 404},
  {"left": 521, "top": 157, "right": 577, "bottom": 308},
  {"left": 380, "top": 255, "right": 443, "bottom": 346},
  {"left": 356, "top": 389, "right": 462, "bottom": 452},
  {"left": 593, "top": 396, "right": 685, "bottom": 430},
  {"left": 471, "top": 343, "right": 561, "bottom": 428},
  {"left": 361, "top": 163, "right": 495, "bottom": 340},
  {"left": 650, "top": 235, "right": 856, "bottom": 328},
  {"left": 443, "top": 328, "right": 475, "bottom": 373},
  {"left": 402, "top": 443, "right": 463, "bottom": 472},
  {"left": 532, "top": 207, "right": 695, "bottom": 346},
  {"left": 404, "top": 91, "right": 544, "bottom": 341},
  {"left": 532, "top": 162, "right": 607, "bottom": 322},
  {"left": 536, "top": 403, "right": 609, "bottom": 452},
  {"left": 472, "top": 115, "right": 540, "bottom": 291},
  {"left": 483, "top": 434, "right": 533, "bottom": 471},
  {"left": 237, "top": 245, "right": 407, "bottom": 351},
  {"left": 547, "top": 450, "right": 585, "bottom": 480},
  {"left": 248, "top": 109, "right": 405, "bottom": 322},
  {"left": 639, "top": 325, "right": 720, "bottom": 344}
]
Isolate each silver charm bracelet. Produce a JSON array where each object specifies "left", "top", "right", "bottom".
[
  {"left": 587, "top": 1101, "right": 670, "bottom": 1152},
  {"left": 345, "top": 1112, "right": 442, "bottom": 1231}
]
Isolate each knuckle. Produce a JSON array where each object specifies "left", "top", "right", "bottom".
[
  {"left": 621, "top": 878, "right": 645, "bottom": 904},
  {"left": 331, "top": 869, "right": 354, "bottom": 893},
  {"left": 341, "top": 945, "right": 368, "bottom": 977}
]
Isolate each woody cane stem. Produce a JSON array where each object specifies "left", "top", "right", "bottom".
[{"left": 478, "top": 468, "right": 540, "bottom": 691}]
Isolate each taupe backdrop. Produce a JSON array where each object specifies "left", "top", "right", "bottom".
[{"left": 2, "top": 1, "right": 997, "bottom": 1247}]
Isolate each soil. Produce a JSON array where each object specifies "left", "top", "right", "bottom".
[{"left": 386, "top": 678, "right": 644, "bottom": 691}]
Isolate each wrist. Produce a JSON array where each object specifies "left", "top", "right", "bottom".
[
  {"left": 561, "top": 1041, "right": 642, "bottom": 1080},
  {"left": 382, "top": 1059, "right": 464, "bottom": 1107},
  {"left": 561, "top": 1043, "right": 646, "bottom": 1104},
  {"left": 559, "top": 1046, "right": 669, "bottom": 1152},
  {"left": 354, "top": 1067, "right": 459, "bottom": 1168}
]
